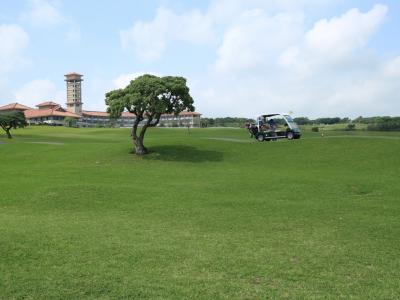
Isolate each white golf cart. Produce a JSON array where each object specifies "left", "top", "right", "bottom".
[{"left": 247, "top": 113, "right": 301, "bottom": 142}]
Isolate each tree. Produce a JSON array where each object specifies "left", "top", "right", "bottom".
[
  {"left": 105, "top": 74, "right": 194, "bottom": 155},
  {"left": 293, "top": 117, "right": 311, "bottom": 125},
  {"left": 64, "top": 116, "right": 77, "bottom": 127},
  {"left": 0, "top": 111, "right": 27, "bottom": 139}
]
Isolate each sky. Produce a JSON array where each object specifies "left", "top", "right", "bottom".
[{"left": 0, "top": 0, "right": 399, "bottom": 118}]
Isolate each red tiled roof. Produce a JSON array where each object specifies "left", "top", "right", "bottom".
[
  {"left": 24, "top": 109, "right": 81, "bottom": 119},
  {"left": 36, "top": 101, "right": 60, "bottom": 107},
  {"left": 163, "top": 111, "right": 202, "bottom": 117},
  {"left": 82, "top": 110, "right": 200, "bottom": 118},
  {"left": 65, "top": 72, "right": 83, "bottom": 76},
  {"left": 82, "top": 111, "right": 136, "bottom": 117},
  {"left": 54, "top": 106, "right": 66, "bottom": 112},
  {"left": 0, "top": 102, "right": 33, "bottom": 111},
  {"left": 82, "top": 111, "right": 110, "bottom": 117},
  {"left": 178, "top": 111, "right": 201, "bottom": 116}
]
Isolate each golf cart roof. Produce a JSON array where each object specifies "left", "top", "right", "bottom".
[{"left": 259, "top": 113, "right": 289, "bottom": 118}]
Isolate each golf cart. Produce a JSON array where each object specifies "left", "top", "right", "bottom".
[{"left": 247, "top": 114, "right": 301, "bottom": 142}]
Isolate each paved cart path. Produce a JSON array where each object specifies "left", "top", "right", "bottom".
[
  {"left": 205, "top": 137, "right": 254, "bottom": 143},
  {"left": 26, "top": 141, "right": 65, "bottom": 145}
]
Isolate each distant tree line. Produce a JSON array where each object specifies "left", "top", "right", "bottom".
[
  {"left": 358, "top": 116, "right": 400, "bottom": 131},
  {"left": 293, "top": 117, "right": 350, "bottom": 125},
  {"left": 293, "top": 116, "right": 400, "bottom": 131},
  {"left": 199, "top": 116, "right": 400, "bottom": 131},
  {"left": 201, "top": 117, "right": 255, "bottom": 128}
]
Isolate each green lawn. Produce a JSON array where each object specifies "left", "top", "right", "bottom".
[{"left": 1, "top": 127, "right": 399, "bottom": 299}]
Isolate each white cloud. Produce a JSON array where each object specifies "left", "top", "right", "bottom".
[
  {"left": 117, "top": 2, "right": 398, "bottom": 117},
  {"left": 120, "top": 6, "right": 215, "bottom": 61},
  {"left": 384, "top": 56, "right": 400, "bottom": 78},
  {"left": 120, "top": 0, "right": 338, "bottom": 62},
  {"left": 306, "top": 5, "right": 387, "bottom": 57},
  {"left": 20, "top": 0, "right": 81, "bottom": 43},
  {"left": 0, "top": 24, "right": 30, "bottom": 73},
  {"left": 215, "top": 10, "right": 303, "bottom": 72},
  {"left": 15, "top": 79, "right": 64, "bottom": 107},
  {"left": 279, "top": 4, "right": 388, "bottom": 75},
  {"left": 20, "top": 0, "right": 65, "bottom": 27},
  {"left": 189, "top": 4, "right": 397, "bottom": 118},
  {"left": 112, "top": 72, "right": 161, "bottom": 89},
  {"left": 118, "top": 2, "right": 398, "bottom": 117}
]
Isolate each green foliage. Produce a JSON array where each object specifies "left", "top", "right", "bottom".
[
  {"left": 293, "top": 117, "right": 312, "bottom": 125},
  {"left": 106, "top": 74, "right": 194, "bottom": 120},
  {"left": 294, "top": 117, "right": 350, "bottom": 125},
  {"left": 105, "top": 74, "right": 194, "bottom": 154},
  {"left": 345, "top": 123, "right": 356, "bottom": 131},
  {"left": 366, "top": 117, "right": 400, "bottom": 131},
  {"left": 201, "top": 117, "right": 255, "bottom": 128},
  {"left": 64, "top": 117, "right": 77, "bottom": 128},
  {"left": 314, "top": 117, "right": 341, "bottom": 125},
  {"left": 354, "top": 116, "right": 390, "bottom": 124},
  {"left": 311, "top": 126, "right": 319, "bottom": 132},
  {"left": 0, "top": 111, "right": 27, "bottom": 138}
]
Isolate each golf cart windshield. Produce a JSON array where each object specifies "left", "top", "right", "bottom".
[
  {"left": 284, "top": 115, "right": 299, "bottom": 130},
  {"left": 284, "top": 115, "right": 294, "bottom": 122}
]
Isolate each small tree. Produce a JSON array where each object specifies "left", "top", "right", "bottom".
[
  {"left": 64, "top": 116, "right": 77, "bottom": 127},
  {"left": 105, "top": 74, "right": 194, "bottom": 155},
  {"left": 0, "top": 111, "right": 27, "bottom": 139},
  {"left": 311, "top": 126, "right": 319, "bottom": 132},
  {"left": 345, "top": 123, "right": 356, "bottom": 131}
]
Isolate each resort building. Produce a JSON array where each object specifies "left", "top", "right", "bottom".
[
  {"left": 0, "top": 103, "right": 32, "bottom": 113},
  {"left": 0, "top": 73, "right": 201, "bottom": 127},
  {"left": 65, "top": 73, "right": 83, "bottom": 114}
]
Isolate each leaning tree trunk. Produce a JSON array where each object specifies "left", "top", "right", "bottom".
[
  {"left": 5, "top": 129, "right": 12, "bottom": 139},
  {"left": 133, "top": 136, "right": 148, "bottom": 155},
  {"left": 130, "top": 113, "right": 160, "bottom": 155},
  {"left": 131, "top": 118, "right": 149, "bottom": 155}
]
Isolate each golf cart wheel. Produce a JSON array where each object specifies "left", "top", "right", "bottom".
[
  {"left": 257, "top": 134, "right": 265, "bottom": 142},
  {"left": 287, "top": 131, "right": 294, "bottom": 140}
]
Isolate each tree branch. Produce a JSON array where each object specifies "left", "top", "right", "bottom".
[
  {"left": 148, "top": 113, "right": 162, "bottom": 127},
  {"left": 139, "top": 114, "right": 155, "bottom": 141}
]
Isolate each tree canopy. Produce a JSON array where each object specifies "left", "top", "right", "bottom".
[
  {"left": 0, "top": 111, "right": 27, "bottom": 139},
  {"left": 105, "top": 74, "right": 194, "bottom": 154}
]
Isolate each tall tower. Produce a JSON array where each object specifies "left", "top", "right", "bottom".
[{"left": 65, "top": 72, "right": 83, "bottom": 114}]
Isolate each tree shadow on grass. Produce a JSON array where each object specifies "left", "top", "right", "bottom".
[{"left": 144, "top": 145, "right": 224, "bottom": 163}]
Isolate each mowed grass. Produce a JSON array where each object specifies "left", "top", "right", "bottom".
[{"left": 0, "top": 127, "right": 399, "bottom": 299}]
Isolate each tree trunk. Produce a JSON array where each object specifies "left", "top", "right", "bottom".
[
  {"left": 133, "top": 136, "right": 148, "bottom": 155},
  {"left": 5, "top": 129, "right": 12, "bottom": 139},
  {"left": 131, "top": 116, "right": 149, "bottom": 155},
  {"left": 130, "top": 113, "right": 160, "bottom": 155}
]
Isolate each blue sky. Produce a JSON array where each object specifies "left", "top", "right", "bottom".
[{"left": 0, "top": 0, "right": 399, "bottom": 118}]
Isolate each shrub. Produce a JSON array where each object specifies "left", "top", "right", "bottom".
[
  {"left": 367, "top": 117, "right": 400, "bottom": 131},
  {"left": 345, "top": 124, "right": 356, "bottom": 131},
  {"left": 311, "top": 126, "right": 319, "bottom": 132},
  {"left": 64, "top": 117, "right": 77, "bottom": 127}
]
